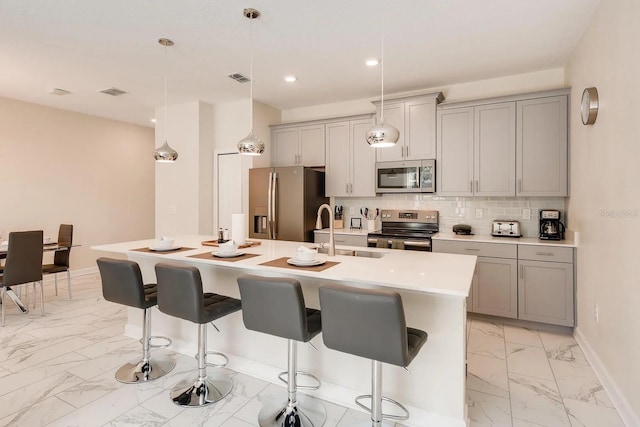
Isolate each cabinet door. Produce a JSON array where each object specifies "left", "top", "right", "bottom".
[
  {"left": 473, "top": 257, "right": 518, "bottom": 318},
  {"left": 516, "top": 96, "right": 568, "bottom": 196},
  {"left": 375, "top": 102, "right": 405, "bottom": 162},
  {"left": 325, "top": 121, "right": 350, "bottom": 197},
  {"left": 436, "top": 107, "right": 474, "bottom": 196},
  {"left": 405, "top": 98, "right": 437, "bottom": 160},
  {"left": 350, "top": 118, "right": 376, "bottom": 197},
  {"left": 272, "top": 128, "right": 299, "bottom": 167},
  {"left": 518, "top": 260, "right": 574, "bottom": 326},
  {"left": 475, "top": 102, "right": 516, "bottom": 196},
  {"left": 299, "top": 124, "right": 325, "bottom": 167}
]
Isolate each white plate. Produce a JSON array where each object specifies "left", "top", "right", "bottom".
[
  {"left": 213, "top": 251, "right": 244, "bottom": 258},
  {"left": 149, "top": 246, "right": 180, "bottom": 252},
  {"left": 287, "top": 258, "right": 326, "bottom": 267}
]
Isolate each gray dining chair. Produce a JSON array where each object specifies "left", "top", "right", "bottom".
[
  {"left": 42, "top": 224, "right": 73, "bottom": 299},
  {"left": 1, "top": 231, "right": 44, "bottom": 326}
]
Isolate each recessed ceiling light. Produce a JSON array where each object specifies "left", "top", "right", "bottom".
[
  {"left": 365, "top": 58, "right": 380, "bottom": 67},
  {"left": 284, "top": 75, "right": 297, "bottom": 83}
]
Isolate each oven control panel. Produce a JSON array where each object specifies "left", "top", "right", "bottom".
[{"left": 381, "top": 209, "right": 438, "bottom": 224}]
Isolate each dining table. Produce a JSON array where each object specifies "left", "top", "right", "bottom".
[{"left": 0, "top": 242, "right": 75, "bottom": 314}]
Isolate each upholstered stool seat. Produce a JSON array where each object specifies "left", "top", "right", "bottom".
[
  {"left": 237, "top": 274, "right": 326, "bottom": 427},
  {"left": 319, "top": 285, "right": 428, "bottom": 427},
  {"left": 96, "top": 257, "right": 175, "bottom": 383},
  {"left": 155, "top": 263, "right": 241, "bottom": 408}
]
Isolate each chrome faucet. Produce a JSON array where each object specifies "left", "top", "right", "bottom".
[{"left": 316, "top": 203, "right": 335, "bottom": 256}]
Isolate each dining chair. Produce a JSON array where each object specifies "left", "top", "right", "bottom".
[
  {"left": 1, "top": 230, "right": 44, "bottom": 326},
  {"left": 42, "top": 224, "right": 73, "bottom": 299}
]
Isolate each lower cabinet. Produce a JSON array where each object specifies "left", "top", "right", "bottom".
[
  {"left": 314, "top": 231, "right": 367, "bottom": 247},
  {"left": 433, "top": 239, "right": 575, "bottom": 326}
]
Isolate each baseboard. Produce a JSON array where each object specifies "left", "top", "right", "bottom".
[
  {"left": 574, "top": 328, "right": 639, "bottom": 427},
  {"left": 124, "top": 324, "right": 466, "bottom": 427}
]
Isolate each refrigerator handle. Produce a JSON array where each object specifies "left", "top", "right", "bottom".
[
  {"left": 267, "top": 172, "right": 273, "bottom": 239},
  {"left": 271, "top": 171, "right": 278, "bottom": 239}
]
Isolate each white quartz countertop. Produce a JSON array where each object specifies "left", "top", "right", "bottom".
[
  {"left": 314, "top": 228, "right": 376, "bottom": 235},
  {"left": 432, "top": 232, "right": 577, "bottom": 247},
  {"left": 92, "top": 235, "right": 476, "bottom": 298}
]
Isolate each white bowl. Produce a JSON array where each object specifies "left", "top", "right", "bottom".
[
  {"left": 296, "top": 249, "right": 317, "bottom": 262},
  {"left": 154, "top": 239, "right": 175, "bottom": 250}
]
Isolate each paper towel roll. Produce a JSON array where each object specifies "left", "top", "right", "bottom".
[{"left": 231, "top": 213, "right": 247, "bottom": 245}]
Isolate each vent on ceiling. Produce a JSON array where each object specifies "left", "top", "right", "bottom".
[
  {"left": 99, "top": 87, "right": 127, "bottom": 96},
  {"left": 49, "top": 88, "right": 71, "bottom": 96},
  {"left": 228, "top": 73, "right": 250, "bottom": 83}
]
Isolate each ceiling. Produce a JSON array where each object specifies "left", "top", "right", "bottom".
[{"left": 0, "top": 0, "right": 600, "bottom": 127}]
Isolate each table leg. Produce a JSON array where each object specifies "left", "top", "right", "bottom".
[{"left": 5, "top": 287, "right": 29, "bottom": 313}]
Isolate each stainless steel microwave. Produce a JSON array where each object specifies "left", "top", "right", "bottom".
[{"left": 375, "top": 159, "right": 436, "bottom": 193}]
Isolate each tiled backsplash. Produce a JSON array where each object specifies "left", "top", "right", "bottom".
[{"left": 335, "top": 194, "right": 566, "bottom": 238}]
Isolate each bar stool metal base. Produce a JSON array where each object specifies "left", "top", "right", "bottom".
[
  {"left": 258, "top": 393, "right": 327, "bottom": 427},
  {"left": 170, "top": 374, "right": 233, "bottom": 408},
  {"left": 115, "top": 357, "right": 176, "bottom": 384},
  {"left": 352, "top": 421, "right": 395, "bottom": 427}
]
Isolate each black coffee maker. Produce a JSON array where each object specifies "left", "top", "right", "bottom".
[{"left": 539, "top": 210, "right": 565, "bottom": 240}]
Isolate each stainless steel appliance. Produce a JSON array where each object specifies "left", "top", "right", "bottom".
[
  {"left": 375, "top": 159, "right": 435, "bottom": 193},
  {"left": 491, "top": 220, "right": 522, "bottom": 237},
  {"left": 249, "top": 166, "right": 328, "bottom": 243},
  {"left": 539, "top": 209, "right": 565, "bottom": 240},
  {"left": 367, "top": 209, "right": 439, "bottom": 251}
]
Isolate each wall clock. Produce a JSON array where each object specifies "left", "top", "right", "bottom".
[{"left": 581, "top": 87, "right": 599, "bottom": 125}]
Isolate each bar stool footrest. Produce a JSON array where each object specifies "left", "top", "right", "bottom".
[
  {"left": 194, "top": 350, "right": 229, "bottom": 368},
  {"left": 278, "top": 370, "right": 321, "bottom": 390},
  {"left": 139, "top": 335, "right": 172, "bottom": 349},
  {"left": 355, "top": 394, "right": 410, "bottom": 421}
]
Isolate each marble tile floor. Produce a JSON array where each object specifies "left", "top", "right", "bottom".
[{"left": 0, "top": 273, "right": 626, "bottom": 427}]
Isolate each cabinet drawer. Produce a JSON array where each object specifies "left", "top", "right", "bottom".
[
  {"left": 518, "top": 245, "right": 573, "bottom": 263},
  {"left": 432, "top": 240, "right": 517, "bottom": 259},
  {"left": 314, "top": 232, "right": 367, "bottom": 247}
]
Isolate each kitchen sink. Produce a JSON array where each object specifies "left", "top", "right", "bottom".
[{"left": 316, "top": 247, "right": 386, "bottom": 258}]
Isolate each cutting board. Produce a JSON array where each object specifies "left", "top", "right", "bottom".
[{"left": 201, "top": 239, "right": 262, "bottom": 249}]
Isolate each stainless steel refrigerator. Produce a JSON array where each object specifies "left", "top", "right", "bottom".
[{"left": 249, "top": 166, "right": 329, "bottom": 242}]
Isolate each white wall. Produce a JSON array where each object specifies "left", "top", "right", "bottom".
[
  {"left": 566, "top": 0, "right": 640, "bottom": 424},
  {"left": 0, "top": 96, "right": 155, "bottom": 270}
]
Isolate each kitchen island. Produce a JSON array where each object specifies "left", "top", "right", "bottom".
[{"left": 92, "top": 236, "right": 477, "bottom": 427}]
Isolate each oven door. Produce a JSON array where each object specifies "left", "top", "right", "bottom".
[
  {"left": 376, "top": 161, "right": 422, "bottom": 193},
  {"left": 367, "top": 235, "right": 432, "bottom": 251}
]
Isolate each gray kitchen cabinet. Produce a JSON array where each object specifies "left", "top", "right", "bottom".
[
  {"left": 374, "top": 93, "right": 443, "bottom": 162},
  {"left": 314, "top": 231, "right": 367, "bottom": 247},
  {"left": 437, "top": 102, "right": 515, "bottom": 196},
  {"left": 272, "top": 124, "right": 325, "bottom": 167},
  {"left": 518, "top": 246, "right": 574, "bottom": 326},
  {"left": 325, "top": 116, "right": 376, "bottom": 197},
  {"left": 432, "top": 240, "right": 518, "bottom": 318},
  {"left": 516, "top": 95, "right": 568, "bottom": 196}
]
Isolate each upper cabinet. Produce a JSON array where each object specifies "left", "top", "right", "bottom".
[
  {"left": 271, "top": 123, "right": 325, "bottom": 167},
  {"left": 437, "top": 89, "right": 569, "bottom": 197},
  {"left": 373, "top": 93, "right": 444, "bottom": 162},
  {"left": 325, "top": 116, "right": 376, "bottom": 197}
]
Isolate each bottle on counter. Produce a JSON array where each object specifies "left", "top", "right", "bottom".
[{"left": 218, "top": 228, "right": 227, "bottom": 243}]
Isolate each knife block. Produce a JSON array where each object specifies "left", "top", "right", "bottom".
[{"left": 333, "top": 219, "right": 344, "bottom": 229}]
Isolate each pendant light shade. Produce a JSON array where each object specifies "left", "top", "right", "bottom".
[
  {"left": 154, "top": 38, "right": 178, "bottom": 162},
  {"left": 366, "top": 14, "right": 399, "bottom": 148},
  {"left": 237, "top": 8, "right": 265, "bottom": 156}
]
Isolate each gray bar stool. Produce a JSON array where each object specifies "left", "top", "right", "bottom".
[
  {"left": 237, "top": 274, "right": 326, "bottom": 427},
  {"left": 96, "top": 257, "right": 175, "bottom": 383},
  {"left": 155, "top": 263, "right": 242, "bottom": 408},
  {"left": 318, "top": 285, "right": 428, "bottom": 427}
]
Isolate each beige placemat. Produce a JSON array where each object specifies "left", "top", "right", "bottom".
[
  {"left": 131, "top": 247, "right": 196, "bottom": 254},
  {"left": 188, "top": 252, "right": 261, "bottom": 262},
  {"left": 259, "top": 257, "right": 340, "bottom": 272}
]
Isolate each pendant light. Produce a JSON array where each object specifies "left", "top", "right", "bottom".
[
  {"left": 237, "top": 8, "right": 265, "bottom": 156},
  {"left": 365, "top": 13, "right": 399, "bottom": 148},
  {"left": 153, "top": 38, "right": 179, "bottom": 162}
]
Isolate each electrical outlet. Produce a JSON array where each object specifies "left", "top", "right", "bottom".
[
  {"left": 475, "top": 208, "right": 483, "bottom": 219},
  {"left": 522, "top": 208, "right": 531, "bottom": 220},
  {"left": 594, "top": 304, "right": 599, "bottom": 323}
]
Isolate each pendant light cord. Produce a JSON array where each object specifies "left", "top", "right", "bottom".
[
  {"left": 249, "top": 14, "right": 254, "bottom": 133},
  {"left": 164, "top": 43, "right": 168, "bottom": 141},
  {"left": 380, "top": 11, "right": 385, "bottom": 123}
]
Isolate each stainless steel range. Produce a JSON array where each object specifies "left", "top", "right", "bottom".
[{"left": 367, "top": 209, "right": 439, "bottom": 251}]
